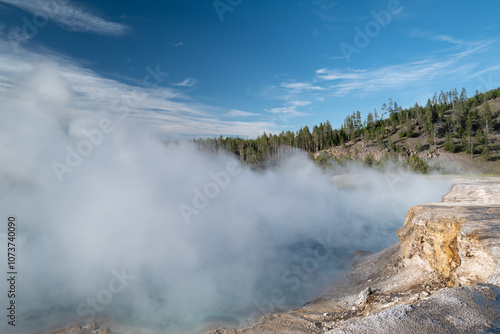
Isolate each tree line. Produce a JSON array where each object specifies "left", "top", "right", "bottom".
[{"left": 194, "top": 87, "right": 500, "bottom": 166}]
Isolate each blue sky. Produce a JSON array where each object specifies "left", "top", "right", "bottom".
[{"left": 0, "top": 0, "right": 499, "bottom": 138}]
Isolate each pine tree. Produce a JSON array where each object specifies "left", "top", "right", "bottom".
[
  {"left": 381, "top": 103, "right": 387, "bottom": 120},
  {"left": 414, "top": 102, "right": 421, "bottom": 126},
  {"left": 431, "top": 121, "right": 442, "bottom": 151},
  {"left": 355, "top": 111, "right": 362, "bottom": 137},
  {"left": 387, "top": 137, "right": 394, "bottom": 152},
  {"left": 475, "top": 128, "right": 485, "bottom": 145},
  {"left": 481, "top": 145, "right": 490, "bottom": 161},
  {"left": 459, "top": 87, "right": 467, "bottom": 105},
  {"left": 481, "top": 102, "right": 493, "bottom": 148},
  {"left": 461, "top": 132, "right": 468, "bottom": 153},
  {"left": 366, "top": 112, "right": 374, "bottom": 129},
  {"left": 443, "top": 132, "right": 455, "bottom": 152},
  {"left": 465, "top": 114, "right": 474, "bottom": 157},
  {"left": 312, "top": 125, "right": 320, "bottom": 153},
  {"left": 406, "top": 121, "right": 414, "bottom": 138},
  {"left": 452, "top": 88, "right": 459, "bottom": 108},
  {"left": 325, "top": 121, "right": 333, "bottom": 148}
]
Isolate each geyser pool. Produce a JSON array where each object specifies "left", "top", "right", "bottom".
[{"left": 0, "top": 63, "right": 451, "bottom": 333}]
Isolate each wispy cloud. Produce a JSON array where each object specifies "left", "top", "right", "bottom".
[
  {"left": 0, "top": 0, "right": 129, "bottom": 36},
  {"left": 410, "top": 29, "right": 466, "bottom": 46},
  {"left": 316, "top": 68, "right": 363, "bottom": 81},
  {"left": 465, "top": 64, "right": 500, "bottom": 81},
  {"left": 265, "top": 35, "right": 499, "bottom": 115},
  {"left": 225, "top": 109, "right": 259, "bottom": 117},
  {"left": 266, "top": 100, "right": 311, "bottom": 116},
  {"left": 289, "top": 100, "right": 312, "bottom": 107},
  {"left": 318, "top": 39, "right": 495, "bottom": 96},
  {"left": 173, "top": 78, "right": 198, "bottom": 87},
  {"left": 0, "top": 38, "right": 275, "bottom": 138},
  {"left": 319, "top": 60, "right": 477, "bottom": 97},
  {"left": 262, "top": 83, "right": 323, "bottom": 122},
  {"left": 310, "top": 0, "right": 340, "bottom": 22},
  {"left": 309, "top": 0, "right": 370, "bottom": 25},
  {"left": 280, "top": 81, "right": 325, "bottom": 93}
]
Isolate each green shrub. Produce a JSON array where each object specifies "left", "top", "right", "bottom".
[
  {"left": 405, "top": 155, "right": 429, "bottom": 173},
  {"left": 364, "top": 153, "right": 375, "bottom": 167}
]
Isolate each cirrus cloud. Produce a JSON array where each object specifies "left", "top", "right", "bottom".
[{"left": 0, "top": 0, "right": 130, "bottom": 36}]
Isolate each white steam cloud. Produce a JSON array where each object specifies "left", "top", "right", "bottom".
[{"left": 0, "top": 64, "right": 451, "bottom": 333}]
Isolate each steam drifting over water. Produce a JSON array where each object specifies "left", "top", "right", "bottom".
[{"left": 0, "top": 64, "right": 451, "bottom": 333}]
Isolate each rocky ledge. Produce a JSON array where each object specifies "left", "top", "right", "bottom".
[{"left": 207, "top": 180, "right": 500, "bottom": 333}]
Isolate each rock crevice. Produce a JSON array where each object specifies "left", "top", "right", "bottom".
[{"left": 397, "top": 203, "right": 497, "bottom": 287}]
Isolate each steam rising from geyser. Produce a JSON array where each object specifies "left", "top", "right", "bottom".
[{"left": 0, "top": 64, "right": 451, "bottom": 333}]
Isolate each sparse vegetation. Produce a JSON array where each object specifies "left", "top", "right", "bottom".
[
  {"left": 405, "top": 155, "right": 429, "bottom": 174},
  {"left": 195, "top": 87, "right": 500, "bottom": 173}
]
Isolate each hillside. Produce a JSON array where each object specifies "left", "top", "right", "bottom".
[
  {"left": 314, "top": 97, "right": 500, "bottom": 175},
  {"left": 195, "top": 88, "right": 500, "bottom": 174}
]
